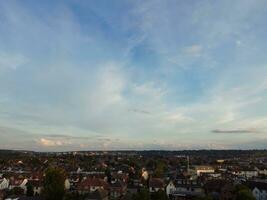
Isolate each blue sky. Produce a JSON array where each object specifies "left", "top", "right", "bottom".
[{"left": 0, "top": 0, "right": 267, "bottom": 151}]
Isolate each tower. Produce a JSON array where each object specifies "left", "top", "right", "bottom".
[{"left": 187, "top": 156, "right": 189, "bottom": 173}]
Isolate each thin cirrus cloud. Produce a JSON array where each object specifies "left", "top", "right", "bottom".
[
  {"left": 183, "top": 45, "right": 203, "bottom": 57},
  {"left": 212, "top": 129, "right": 261, "bottom": 134},
  {"left": 38, "top": 138, "right": 67, "bottom": 147},
  {"left": 0, "top": 0, "right": 267, "bottom": 150},
  {"left": 0, "top": 52, "right": 28, "bottom": 70}
]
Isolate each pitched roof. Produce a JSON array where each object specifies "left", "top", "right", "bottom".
[
  {"left": 78, "top": 178, "right": 109, "bottom": 190},
  {"left": 110, "top": 180, "right": 126, "bottom": 188},
  {"left": 27, "top": 180, "right": 42, "bottom": 187},
  {"left": 204, "top": 180, "right": 231, "bottom": 192},
  {"left": 9, "top": 178, "right": 25, "bottom": 186},
  {"left": 85, "top": 189, "right": 108, "bottom": 200},
  {"left": 246, "top": 181, "right": 267, "bottom": 191},
  {"left": 149, "top": 178, "right": 164, "bottom": 188},
  {"left": 18, "top": 197, "right": 43, "bottom": 200}
]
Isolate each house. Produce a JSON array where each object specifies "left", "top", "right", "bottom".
[
  {"left": 64, "top": 179, "right": 71, "bottom": 190},
  {"left": 253, "top": 187, "right": 267, "bottom": 200},
  {"left": 109, "top": 180, "right": 127, "bottom": 199},
  {"left": 175, "top": 178, "right": 203, "bottom": 194},
  {"left": 166, "top": 181, "right": 176, "bottom": 197},
  {"left": 78, "top": 178, "right": 109, "bottom": 194},
  {"left": 149, "top": 178, "right": 165, "bottom": 193},
  {"left": 26, "top": 180, "right": 42, "bottom": 195},
  {"left": 0, "top": 178, "right": 9, "bottom": 190},
  {"left": 9, "top": 178, "right": 28, "bottom": 192},
  {"left": 246, "top": 181, "right": 267, "bottom": 200},
  {"left": 30, "top": 172, "right": 43, "bottom": 181},
  {"left": 5, "top": 197, "right": 43, "bottom": 200},
  {"left": 127, "top": 184, "right": 138, "bottom": 195},
  {"left": 0, "top": 190, "right": 5, "bottom": 200},
  {"left": 220, "top": 183, "right": 236, "bottom": 200},
  {"left": 204, "top": 180, "right": 233, "bottom": 199},
  {"left": 232, "top": 166, "right": 258, "bottom": 179},
  {"left": 239, "top": 170, "right": 258, "bottom": 179},
  {"left": 205, "top": 173, "right": 221, "bottom": 179},
  {"left": 142, "top": 168, "right": 149, "bottom": 181},
  {"left": 84, "top": 189, "right": 109, "bottom": 200},
  {"left": 111, "top": 172, "right": 128, "bottom": 183},
  {"left": 68, "top": 174, "right": 80, "bottom": 190},
  {"left": 166, "top": 177, "right": 204, "bottom": 200},
  {"left": 195, "top": 166, "right": 215, "bottom": 176},
  {"left": 256, "top": 166, "right": 267, "bottom": 176}
]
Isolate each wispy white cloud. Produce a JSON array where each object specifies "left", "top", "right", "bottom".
[
  {"left": 183, "top": 45, "right": 203, "bottom": 57},
  {"left": 0, "top": 52, "right": 27, "bottom": 70},
  {"left": 0, "top": 0, "right": 267, "bottom": 150},
  {"left": 38, "top": 138, "right": 68, "bottom": 147}
]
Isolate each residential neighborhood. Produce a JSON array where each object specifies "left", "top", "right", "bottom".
[
  {"left": 0, "top": 150, "right": 267, "bottom": 200},
  {"left": 1, "top": 0, "right": 267, "bottom": 199}
]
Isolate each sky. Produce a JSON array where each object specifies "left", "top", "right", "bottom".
[{"left": 0, "top": 0, "right": 267, "bottom": 151}]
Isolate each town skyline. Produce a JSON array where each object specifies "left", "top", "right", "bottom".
[{"left": 1, "top": 0, "right": 267, "bottom": 151}]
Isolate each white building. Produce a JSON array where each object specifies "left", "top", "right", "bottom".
[
  {"left": 166, "top": 179, "right": 204, "bottom": 199},
  {"left": 195, "top": 166, "right": 215, "bottom": 176},
  {"left": 9, "top": 178, "right": 28, "bottom": 191},
  {"left": 0, "top": 178, "right": 9, "bottom": 190},
  {"left": 26, "top": 179, "right": 43, "bottom": 195},
  {"left": 256, "top": 167, "right": 267, "bottom": 176},
  {"left": 247, "top": 181, "right": 267, "bottom": 200},
  {"left": 149, "top": 178, "right": 165, "bottom": 193},
  {"left": 253, "top": 187, "right": 267, "bottom": 200},
  {"left": 65, "top": 179, "right": 71, "bottom": 190},
  {"left": 238, "top": 170, "right": 258, "bottom": 178},
  {"left": 166, "top": 181, "right": 176, "bottom": 196}
]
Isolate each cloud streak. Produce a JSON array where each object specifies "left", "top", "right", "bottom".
[
  {"left": 212, "top": 129, "right": 259, "bottom": 134},
  {"left": 0, "top": 1, "right": 267, "bottom": 150}
]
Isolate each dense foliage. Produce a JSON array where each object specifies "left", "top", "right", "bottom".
[{"left": 43, "top": 167, "right": 66, "bottom": 200}]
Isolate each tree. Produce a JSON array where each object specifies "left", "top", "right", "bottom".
[
  {"left": 11, "top": 187, "right": 24, "bottom": 196},
  {"left": 236, "top": 190, "right": 255, "bottom": 200},
  {"left": 64, "top": 192, "right": 85, "bottom": 200},
  {"left": 43, "top": 167, "right": 66, "bottom": 200},
  {"left": 132, "top": 188, "right": 150, "bottom": 200},
  {"left": 193, "top": 196, "right": 212, "bottom": 200},
  {"left": 105, "top": 167, "right": 112, "bottom": 183},
  {"left": 26, "top": 183, "right": 34, "bottom": 196},
  {"left": 154, "top": 161, "right": 167, "bottom": 178},
  {"left": 235, "top": 184, "right": 255, "bottom": 200},
  {"left": 151, "top": 190, "right": 168, "bottom": 200},
  {"left": 234, "top": 184, "right": 249, "bottom": 192}
]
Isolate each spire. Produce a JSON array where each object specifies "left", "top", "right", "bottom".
[{"left": 187, "top": 156, "right": 189, "bottom": 173}]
